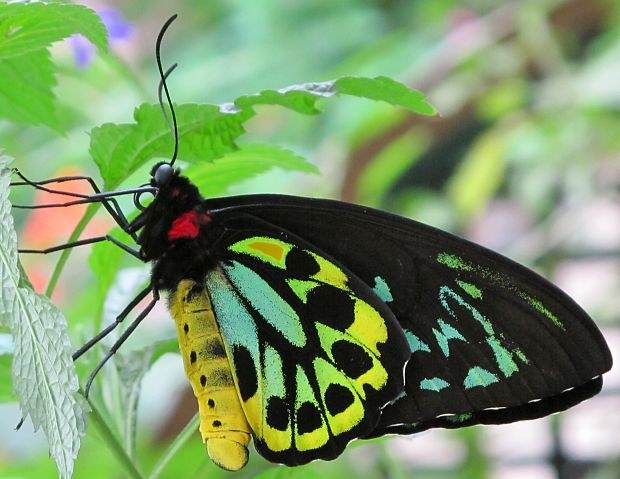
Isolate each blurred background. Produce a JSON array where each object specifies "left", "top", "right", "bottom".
[{"left": 1, "top": 0, "right": 619, "bottom": 478}]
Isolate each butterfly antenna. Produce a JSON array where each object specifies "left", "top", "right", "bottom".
[
  {"left": 156, "top": 14, "right": 179, "bottom": 167},
  {"left": 158, "top": 63, "right": 178, "bottom": 134}
]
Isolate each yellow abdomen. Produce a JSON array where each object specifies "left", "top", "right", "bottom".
[{"left": 169, "top": 279, "right": 251, "bottom": 471}]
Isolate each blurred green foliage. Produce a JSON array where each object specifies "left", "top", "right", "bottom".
[{"left": 1, "top": 0, "right": 618, "bottom": 479}]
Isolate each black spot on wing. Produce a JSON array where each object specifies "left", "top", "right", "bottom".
[
  {"left": 296, "top": 402, "right": 323, "bottom": 434},
  {"left": 286, "top": 247, "right": 320, "bottom": 277},
  {"left": 325, "top": 383, "right": 355, "bottom": 416},
  {"left": 306, "top": 286, "right": 355, "bottom": 330},
  {"left": 332, "top": 340, "right": 373, "bottom": 379},
  {"left": 266, "top": 396, "right": 290, "bottom": 431},
  {"left": 233, "top": 346, "right": 258, "bottom": 402}
]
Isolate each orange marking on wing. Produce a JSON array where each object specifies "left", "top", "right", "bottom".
[{"left": 249, "top": 241, "right": 284, "bottom": 261}]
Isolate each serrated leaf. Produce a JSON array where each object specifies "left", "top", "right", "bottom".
[
  {"left": 0, "top": 2, "right": 108, "bottom": 59},
  {"left": 0, "top": 155, "right": 18, "bottom": 326},
  {"left": 232, "top": 76, "right": 437, "bottom": 116},
  {"left": 0, "top": 2, "right": 107, "bottom": 129},
  {"left": 186, "top": 144, "right": 319, "bottom": 197},
  {"left": 90, "top": 76, "right": 434, "bottom": 189},
  {"left": 233, "top": 83, "right": 337, "bottom": 115},
  {"left": 0, "top": 49, "right": 59, "bottom": 129},
  {"left": 0, "top": 154, "right": 88, "bottom": 479},
  {"left": 335, "top": 76, "right": 437, "bottom": 115},
  {"left": 90, "top": 103, "right": 254, "bottom": 189}
]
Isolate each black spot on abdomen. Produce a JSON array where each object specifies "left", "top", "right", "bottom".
[{"left": 204, "top": 338, "right": 226, "bottom": 358}]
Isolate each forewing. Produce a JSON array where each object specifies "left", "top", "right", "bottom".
[
  {"left": 205, "top": 195, "right": 612, "bottom": 437},
  {"left": 204, "top": 223, "right": 409, "bottom": 465}
]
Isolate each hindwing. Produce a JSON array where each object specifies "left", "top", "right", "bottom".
[{"left": 205, "top": 229, "right": 409, "bottom": 465}]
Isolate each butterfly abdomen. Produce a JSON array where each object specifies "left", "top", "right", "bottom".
[{"left": 169, "top": 279, "right": 251, "bottom": 471}]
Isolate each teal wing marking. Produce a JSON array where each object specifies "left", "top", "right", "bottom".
[{"left": 224, "top": 260, "right": 306, "bottom": 348}]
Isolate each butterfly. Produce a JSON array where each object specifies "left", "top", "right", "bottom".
[
  {"left": 117, "top": 163, "right": 610, "bottom": 471},
  {"left": 15, "top": 15, "right": 612, "bottom": 473}
]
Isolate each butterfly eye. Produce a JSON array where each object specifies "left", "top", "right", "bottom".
[{"left": 154, "top": 163, "right": 174, "bottom": 187}]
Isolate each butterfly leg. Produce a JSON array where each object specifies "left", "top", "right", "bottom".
[
  {"left": 83, "top": 287, "right": 160, "bottom": 398},
  {"left": 72, "top": 284, "right": 153, "bottom": 361},
  {"left": 18, "top": 234, "right": 142, "bottom": 260},
  {"left": 11, "top": 170, "right": 139, "bottom": 241}
]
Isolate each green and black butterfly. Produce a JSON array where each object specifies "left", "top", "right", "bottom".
[{"left": 14, "top": 15, "right": 612, "bottom": 472}]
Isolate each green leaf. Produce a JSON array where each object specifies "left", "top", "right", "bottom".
[
  {"left": 334, "top": 76, "right": 437, "bottom": 115},
  {"left": 186, "top": 144, "right": 319, "bottom": 197},
  {"left": 233, "top": 83, "right": 336, "bottom": 114},
  {"left": 0, "top": 2, "right": 107, "bottom": 129},
  {"left": 0, "top": 154, "right": 88, "bottom": 479},
  {"left": 0, "top": 156, "right": 19, "bottom": 327},
  {"left": 0, "top": 333, "right": 13, "bottom": 402},
  {"left": 90, "top": 104, "right": 254, "bottom": 189},
  {"left": 0, "top": 49, "right": 59, "bottom": 129},
  {"left": 0, "top": 2, "right": 108, "bottom": 59},
  {"left": 90, "top": 76, "right": 434, "bottom": 189},
  {"left": 233, "top": 76, "right": 436, "bottom": 116}
]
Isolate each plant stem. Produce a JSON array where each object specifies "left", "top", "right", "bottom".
[
  {"left": 89, "top": 397, "right": 145, "bottom": 479},
  {"left": 148, "top": 414, "right": 201, "bottom": 479},
  {"left": 45, "top": 203, "right": 100, "bottom": 297}
]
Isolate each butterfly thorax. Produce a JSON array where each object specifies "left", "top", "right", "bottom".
[{"left": 131, "top": 171, "right": 216, "bottom": 290}]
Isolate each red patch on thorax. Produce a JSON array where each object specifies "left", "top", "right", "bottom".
[{"left": 168, "top": 210, "right": 210, "bottom": 241}]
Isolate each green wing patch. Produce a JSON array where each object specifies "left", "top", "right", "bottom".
[{"left": 206, "top": 234, "right": 409, "bottom": 465}]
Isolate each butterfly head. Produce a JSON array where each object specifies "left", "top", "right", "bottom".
[
  {"left": 147, "top": 161, "right": 202, "bottom": 206},
  {"left": 130, "top": 162, "right": 207, "bottom": 262},
  {"left": 151, "top": 161, "right": 175, "bottom": 188}
]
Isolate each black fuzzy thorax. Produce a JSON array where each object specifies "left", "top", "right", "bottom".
[{"left": 130, "top": 173, "right": 217, "bottom": 291}]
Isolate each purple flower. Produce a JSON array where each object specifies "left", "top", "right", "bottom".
[{"left": 70, "top": 8, "right": 134, "bottom": 69}]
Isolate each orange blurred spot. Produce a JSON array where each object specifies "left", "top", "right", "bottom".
[{"left": 21, "top": 167, "right": 113, "bottom": 248}]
